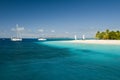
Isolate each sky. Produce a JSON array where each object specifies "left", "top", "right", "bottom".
[{"left": 0, "top": 0, "right": 120, "bottom": 38}]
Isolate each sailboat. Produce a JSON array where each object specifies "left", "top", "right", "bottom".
[
  {"left": 74, "top": 35, "right": 77, "bottom": 40},
  {"left": 11, "top": 24, "right": 22, "bottom": 41},
  {"left": 82, "top": 35, "right": 85, "bottom": 40},
  {"left": 38, "top": 38, "right": 47, "bottom": 41},
  {"left": 38, "top": 34, "right": 47, "bottom": 41}
]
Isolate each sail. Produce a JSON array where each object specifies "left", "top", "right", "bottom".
[
  {"left": 74, "top": 35, "right": 77, "bottom": 40},
  {"left": 11, "top": 24, "right": 22, "bottom": 41},
  {"left": 82, "top": 35, "right": 85, "bottom": 40}
]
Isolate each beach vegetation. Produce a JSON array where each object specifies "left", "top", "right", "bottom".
[{"left": 95, "top": 29, "right": 120, "bottom": 40}]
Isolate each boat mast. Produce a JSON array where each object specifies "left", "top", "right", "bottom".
[{"left": 16, "top": 24, "right": 19, "bottom": 38}]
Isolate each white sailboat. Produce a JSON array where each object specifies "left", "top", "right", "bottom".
[
  {"left": 74, "top": 35, "right": 77, "bottom": 40},
  {"left": 38, "top": 38, "right": 47, "bottom": 41},
  {"left": 82, "top": 35, "right": 85, "bottom": 40},
  {"left": 38, "top": 34, "right": 47, "bottom": 41},
  {"left": 11, "top": 24, "right": 22, "bottom": 41}
]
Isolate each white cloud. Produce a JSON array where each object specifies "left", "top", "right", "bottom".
[
  {"left": 65, "top": 32, "right": 69, "bottom": 34},
  {"left": 38, "top": 29, "right": 44, "bottom": 32},
  {"left": 11, "top": 28, "right": 15, "bottom": 31},
  {"left": 51, "top": 30, "right": 55, "bottom": 33},
  {"left": 17, "top": 27, "right": 24, "bottom": 31}
]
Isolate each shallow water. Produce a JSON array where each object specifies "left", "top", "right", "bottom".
[{"left": 0, "top": 39, "right": 120, "bottom": 80}]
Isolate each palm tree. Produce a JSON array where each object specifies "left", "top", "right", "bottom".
[
  {"left": 116, "top": 30, "right": 120, "bottom": 39},
  {"left": 106, "top": 29, "right": 109, "bottom": 33},
  {"left": 95, "top": 29, "right": 120, "bottom": 40},
  {"left": 95, "top": 31, "right": 100, "bottom": 39},
  {"left": 105, "top": 29, "right": 110, "bottom": 39}
]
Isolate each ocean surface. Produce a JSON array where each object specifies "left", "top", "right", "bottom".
[{"left": 0, "top": 38, "right": 120, "bottom": 80}]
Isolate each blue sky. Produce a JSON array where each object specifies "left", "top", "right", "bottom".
[{"left": 0, "top": 0, "right": 120, "bottom": 38}]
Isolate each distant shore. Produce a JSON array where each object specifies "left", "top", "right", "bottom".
[{"left": 65, "top": 40, "right": 120, "bottom": 45}]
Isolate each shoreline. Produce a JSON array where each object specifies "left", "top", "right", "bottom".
[{"left": 64, "top": 40, "right": 120, "bottom": 45}]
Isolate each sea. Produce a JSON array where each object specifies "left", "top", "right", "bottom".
[{"left": 0, "top": 38, "right": 120, "bottom": 80}]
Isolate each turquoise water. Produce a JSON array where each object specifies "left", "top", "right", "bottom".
[{"left": 1, "top": 39, "right": 120, "bottom": 80}]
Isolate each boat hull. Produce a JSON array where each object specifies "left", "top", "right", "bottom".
[
  {"left": 11, "top": 38, "right": 22, "bottom": 41},
  {"left": 38, "top": 38, "right": 47, "bottom": 41}
]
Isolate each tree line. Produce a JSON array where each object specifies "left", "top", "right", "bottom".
[{"left": 95, "top": 29, "right": 120, "bottom": 40}]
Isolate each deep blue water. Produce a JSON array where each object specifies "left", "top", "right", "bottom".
[{"left": 0, "top": 38, "right": 120, "bottom": 80}]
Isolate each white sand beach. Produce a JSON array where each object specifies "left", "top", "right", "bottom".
[{"left": 66, "top": 40, "right": 120, "bottom": 45}]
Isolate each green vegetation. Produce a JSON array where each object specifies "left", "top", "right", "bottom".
[{"left": 95, "top": 29, "right": 120, "bottom": 40}]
